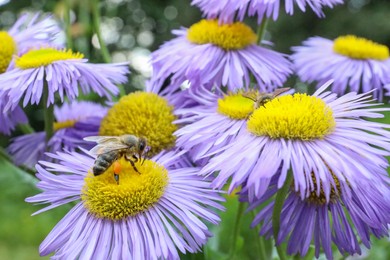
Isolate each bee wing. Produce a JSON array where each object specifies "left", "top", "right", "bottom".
[
  {"left": 84, "top": 136, "right": 120, "bottom": 144},
  {"left": 241, "top": 90, "right": 258, "bottom": 101},
  {"left": 89, "top": 143, "right": 129, "bottom": 155},
  {"left": 273, "top": 88, "right": 291, "bottom": 97}
]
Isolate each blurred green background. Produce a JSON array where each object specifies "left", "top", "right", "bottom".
[{"left": 1, "top": 0, "right": 390, "bottom": 259}]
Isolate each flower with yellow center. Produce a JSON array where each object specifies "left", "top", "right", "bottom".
[
  {"left": 0, "top": 46, "right": 129, "bottom": 111},
  {"left": 99, "top": 92, "right": 177, "bottom": 156},
  {"left": 8, "top": 101, "right": 107, "bottom": 169},
  {"left": 202, "top": 82, "right": 390, "bottom": 201},
  {"left": 292, "top": 36, "right": 390, "bottom": 101},
  {"left": 149, "top": 19, "right": 292, "bottom": 96},
  {"left": 27, "top": 150, "right": 223, "bottom": 258},
  {"left": 175, "top": 88, "right": 256, "bottom": 163}
]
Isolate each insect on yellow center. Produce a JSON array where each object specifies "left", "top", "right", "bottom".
[
  {"left": 0, "top": 31, "right": 16, "bottom": 73},
  {"left": 15, "top": 48, "right": 84, "bottom": 69},
  {"left": 82, "top": 157, "right": 169, "bottom": 220},
  {"left": 333, "top": 35, "right": 389, "bottom": 60},
  {"left": 187, "top": 19, "right": 257, "bottom": 50},
  {"left": 294, "top": 171, "right": 342, "bottom": 205},
  {"left": 99, "top": 92, "right": 177, "bottom": 156},
  {"left": 217, "top": 92, "right": 255, "bottom": 120},
  {"left": 53, "top": 120, "right": 77, "bottom": 131},
  {"left": 247, "top": 94, "right": 335, "bottom": 140}
]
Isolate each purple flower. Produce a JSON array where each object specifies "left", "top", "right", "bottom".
[
  {"left": 175, "top": 86, "right": 252, "bottom": 164},
  {"left": 0, "top": 12, "right": 63, "bottom": 73},
  {"left": 242, "top": 173, "right": 390, "bottom": 259},
  {"left": 0, "top": 99, "right": 27, "bottom": 135},
  {"left": 292, "top": 36, "right": 390, "bottom": 100},
  {"left": 0, "top": 47, "right": 129, "bottom": 111},
  {"left": 8, "top": 101, "right": 107, "bottom": 168},
  {"left": 191, "top": 0, "right": 344, "bottom": 23},
  {"left": 149, "top": 20, "right": 292, "bottom": 95},
  {"left": 201, "top": 82, "right": 390, "bottom": 201},
  {"left": 26, "top": 150, "right": 223, "bottom": 259}
]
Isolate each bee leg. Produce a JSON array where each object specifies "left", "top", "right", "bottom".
[
  {"left": 132, "top": 155, "right": 138, "bottom": 162},
  {"left": 114, "top": 174, "right": 119, "bottom": 184},
  {"left": 129, "top": 159, "right": 141, "bottom": 174}
]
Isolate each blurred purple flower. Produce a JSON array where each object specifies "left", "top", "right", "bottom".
[
  {"left": 242, "top": 173, "right": 390, "bottom": 259},
  {"left": 26, "top": 150, "right": 223, "bottom": 259},
  {"left": 0, "top": 99, "right": 27, "bottom": 135},
  {"left": 191, "top": 0, "right": 343, "bottom": 23},
  {"left": 8, "top": 101, "right": 107, "bottom": 168},
  {"left": 292, "top": 36, "right": 390, "bottom": 100},
  {"left": 201, "top": 82, "right": 390, "bottom": 201}
]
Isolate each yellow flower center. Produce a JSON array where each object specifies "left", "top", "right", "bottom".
[
  {"left": 187, "top": 20, "right": 257, "bottom": 50},
  {"left": 53, "top": 120, "right": 77, "bottom": 131},
  {"left": 333, "top": 35, "right": 389, "bottom": 60},
  {"left": 82, "top": 157, "right": 168, "bottom": 220},
  {"left": 217, "top": 92, "right": 255, "bottom": 120},
  {"left": 0, "top": 31, "right": 16, "bottom": 73},
  {"left": 247, "top": 94, "right": 335, "bottom": 140},
  {"left": 15, "top": 48, "right": 84, "bottom": 69},
  {"left": 99, "top": 92, "right": 177, "bottom": 156}
]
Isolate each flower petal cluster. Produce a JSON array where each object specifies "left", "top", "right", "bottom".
[
  {"left": 8, "top": 101, "right": 107, "bottom": 168},
  {"left": 191, "top": 0, "right": 344, "bottom": 23}
]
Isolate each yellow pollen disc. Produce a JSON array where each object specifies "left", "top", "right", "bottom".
[
  {"left": 187, "top": 19, "right": 257, "bottom": 50},
  {"left": 217, "top": 92, "right": 255, "bottom": 120},
  {"left": 82, "top": 157, "right": 168, "bottom": 220},
  {"left": 53, "top": 120, "right": 77, "bottom": 131},
  {"left": 0, "top": 31, "right": 16, "bottom": 73},
  {"left": 247, "top": 94, "right": 335, "bottom": 140},
  {"left": 333, "top": 35, "right": 389, "bottom": 60},
  {"left": 15, "top": 48, "right": 84, "bottom": 69},
  {"left": 99, "top": 92, "right": 177, "bottom": 156}
]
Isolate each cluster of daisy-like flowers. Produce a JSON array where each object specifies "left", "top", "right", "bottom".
[{"left": 2, "top": 1, "right": 390, "bottom": 259}]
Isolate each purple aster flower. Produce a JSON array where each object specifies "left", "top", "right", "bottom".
[
  {"left": 0, "top": 98, "right": 27, "bottom": 135},
  {"left": 175, "top": 86, "right": 254, "bottom": 164},
  {"left": 8, "top": 101, "right": 107, "bottom": 168},
  {"left": 0, "top": 47, "right": 129, "bottom": 112},
  {"left": 191, "top": 0, "right": 343, "bottom": 23},
  {"left": 201, "top": 81, "right": 390, "bottom": 201},
  {"left": 0, "top": 12, "right": 63, "bottom": 73},
  {"left": 26, "top": 150, "right": 223, "bottom": 259},
  {"left": 149, "top": 19, "right": 292, "bottom": 95},
  {"left": 241, "top": 173, "right": 390, "bottom": 259},
  {"left": 292, "top": 35, "right": 390, "bottom": 100}
]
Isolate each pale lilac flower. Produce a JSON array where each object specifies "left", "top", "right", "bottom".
[
  {"left": 149, "top": 20, "right": 292, "bottom": 95},
  {"left": 242, "top": 173, "right": 390, "bottom": 259},
  {"left": 292, "top": 36, "right": 390, "bottom": 100},
  {"left": 0, "top": 99, "right": 27, "bottom": 135},
  {"left": 202, "top": 82, "right": 390, "bottom": 201},
  {"left": 8, "top": 101, "right": 107, "bottom": 168},
  {"left": 191, "top": 0, "right": 344, "bottom": 23},
  {"left": 27, "top": 150, "right": 223, "bottom": 259},
  {"left": 0, "top": 47, "right": 129, "bottom": 112}
]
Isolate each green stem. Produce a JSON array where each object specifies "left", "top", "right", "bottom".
[
  {"left": 64, "top": 0, "right": 73, "bottom": 49},
  {"left": 228, "top": 202, "right": 246, "bottom": 259},
  {"left": 42, "top": 83, "right": 54, "bottom": 142},
  {"left": 250, "top": 210, "right": 268, "bottom": 260},
  {"left": 272, "top": 171, "right": 293, "bottom": 260},
  {"left": 17, "top": 123, "right": 34, "bottom": 134},
  {"left": 91, "top": 0, "right": 111, "bottom": 63},
  {"left": 256, "top": 16, "right": 269, "bottom": 45},
  {"left": 276, "top": 245, "right": 288, "bottom": 260}
]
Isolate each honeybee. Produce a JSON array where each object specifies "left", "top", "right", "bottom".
[
  {"left": 84, "top": 135, "right": 147, "bottom": 184},
  {"left": 243, "top": 88, "right": 291, "bottom": 109}
]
